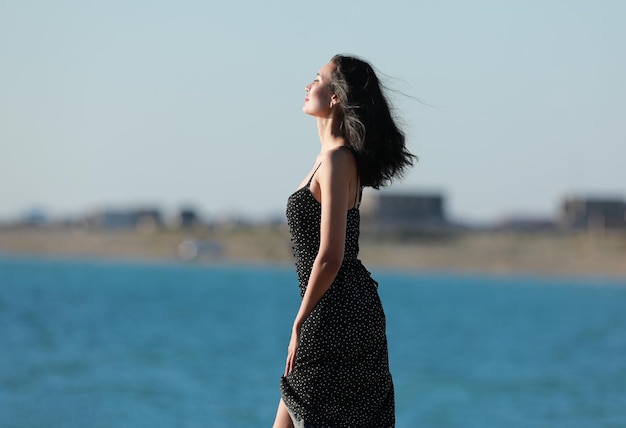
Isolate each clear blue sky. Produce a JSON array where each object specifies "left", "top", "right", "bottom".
[{"left": 2, "top": 1, "right": 624, "bottom": 224}]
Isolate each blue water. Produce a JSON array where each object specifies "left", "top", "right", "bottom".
[{"left": 1, "top": 256, "right": 625, "bottom": 428}]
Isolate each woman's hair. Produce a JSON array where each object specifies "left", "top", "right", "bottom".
[{"left": 329, "top": 54, "right": 416, "bottom": 189}]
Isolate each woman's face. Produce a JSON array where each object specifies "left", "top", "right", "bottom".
[{"left": 303, "top": 62, "right": 336, "bottom": 117}]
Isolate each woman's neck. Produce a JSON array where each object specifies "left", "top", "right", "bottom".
[{"left": 316, "top": 117, "right": 345, "bottom": 151}]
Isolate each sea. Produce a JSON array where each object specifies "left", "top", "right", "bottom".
[{"left": 1, "top": 256, "right": 625, "bottom": 428}]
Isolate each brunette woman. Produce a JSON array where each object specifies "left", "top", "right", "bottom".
[{"left": 273, "top": 55, "right": 416, "bottom": 428}]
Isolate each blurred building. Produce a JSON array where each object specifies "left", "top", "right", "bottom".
[
  {"left": 560, "top": 197, "right": 626, "bottom": 230},
  {"left": 178, "top": 208, "right": 201, "bottom": 228},
  {"left": 18, "top": 208, "right": 49, "bottom": 227},
  {"left": 86, "top": 207, "right": 164, "bottom": 231},
  {"left": 496, "top": 216, "right": 557, "bottom": 232},
  {"left": 360, "top": 191, "right": 452, "bottom": 235}
]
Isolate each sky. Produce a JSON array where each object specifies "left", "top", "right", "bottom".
[{"left": 1, "top": 0, "right": 625, "bottom": 224}]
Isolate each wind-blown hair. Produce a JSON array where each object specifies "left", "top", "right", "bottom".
[{"left": 329, "top": 54, "right": 416, "bottom": 189}]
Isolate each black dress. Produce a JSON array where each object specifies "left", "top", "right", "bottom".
[{"left": 280, "top": 164, "right": 395, "bottom": 427}]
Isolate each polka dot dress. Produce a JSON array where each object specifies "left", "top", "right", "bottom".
[{"left": 280, "top": 166, "right": 395, "bottom": 427}]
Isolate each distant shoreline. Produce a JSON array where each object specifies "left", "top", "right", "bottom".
[{"left": 1, "top": 226, "right": 625, "bottom": 280}]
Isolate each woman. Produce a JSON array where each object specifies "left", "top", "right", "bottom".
[{"left": 273, "top": 55, "right": 416, "bottom": 428}]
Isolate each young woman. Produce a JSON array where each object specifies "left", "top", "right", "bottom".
[{"left": 273, "top": 55, "right": 416, "bottom": 428}]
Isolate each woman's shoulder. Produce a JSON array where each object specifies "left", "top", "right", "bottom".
[
  {"left": 320, "top": 145, "right": 356, "bottom": 167},
  {"left": 317, "top": 146, "right": 357, "bottom": 187}
]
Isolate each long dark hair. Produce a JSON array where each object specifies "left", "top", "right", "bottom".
[{"left": 329, "top": 54, "right": 416, "bottom": 189}]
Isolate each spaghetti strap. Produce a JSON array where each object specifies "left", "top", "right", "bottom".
[
  {"left": 306, "top": 163, "right": 322, "bottom": 187},
  {"left": 352, "top": 151, "right": 362, "bottom": 210},
  {"left": 354, "top": 182, "right": 363, "bottom": 209}
]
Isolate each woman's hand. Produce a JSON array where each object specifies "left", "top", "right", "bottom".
[{"left": 284, "top": 325, "right": 301, "bottom": 376}]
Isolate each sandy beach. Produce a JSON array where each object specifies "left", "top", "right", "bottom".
[{"left": 1, "top": 225, "right": 625, "bottom": 279}]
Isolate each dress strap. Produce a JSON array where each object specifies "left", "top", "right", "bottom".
[
  {"left": 354, "top": 177, "right": 363, "bottom": 209},
  {"left": 355, "top": 188, "right": 363, "bottom": 209},
  {"left": 307, "top": 163, "right": 322, "bottom": 187}
]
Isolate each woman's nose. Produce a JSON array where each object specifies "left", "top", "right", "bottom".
[{"left": 305, "top": 84, "right": 311, "bottom": 93}]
